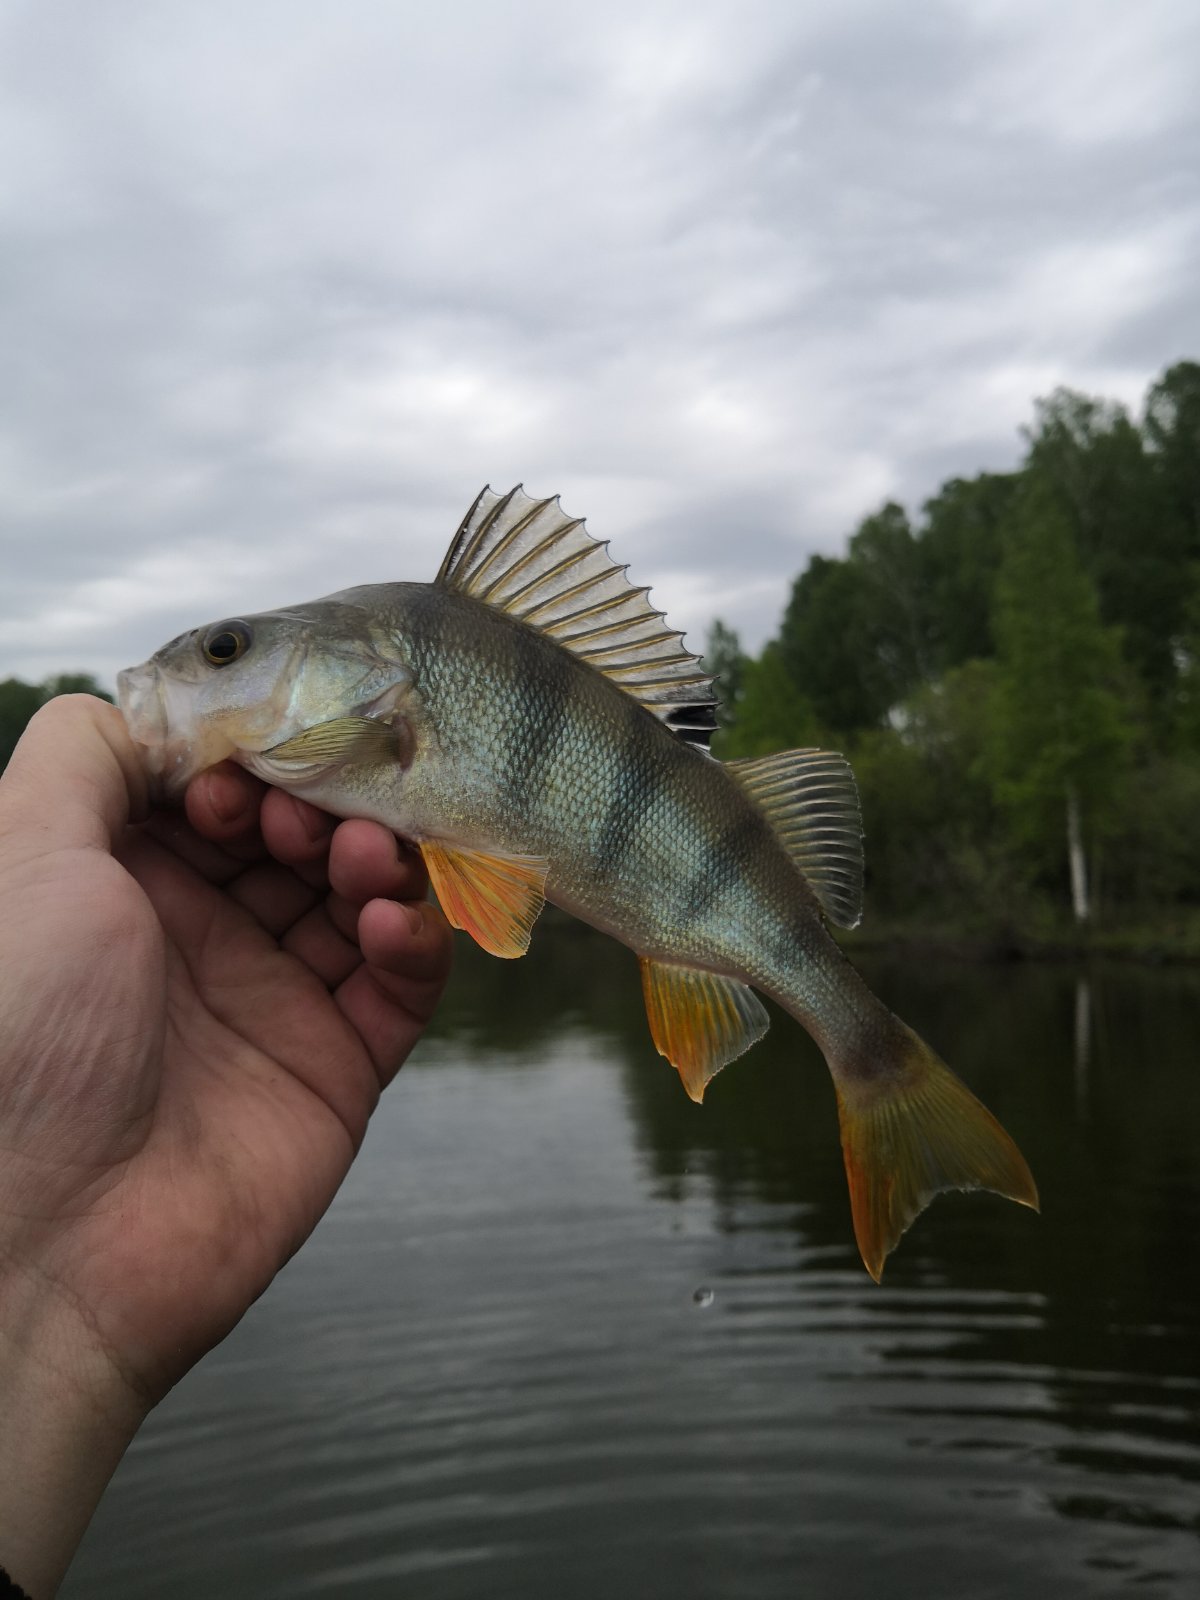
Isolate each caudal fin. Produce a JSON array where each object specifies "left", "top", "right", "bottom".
[{"left": 835, "top": 1022, "right": 1038, "bottom": 1282}]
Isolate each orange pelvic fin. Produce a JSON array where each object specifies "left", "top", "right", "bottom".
[
  {"left": 835, "top": 1022, "right": 1039, "bottom": 1282},
  {"left": 421, "top": 842, "right": 548, "bottom": 959},
  {"left": 640, "top": 958, "right": 770, "bottom": 1102}
]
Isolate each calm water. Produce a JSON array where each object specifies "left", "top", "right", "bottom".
[{"left": 66, "top": 923, "right": 1200, "bottom": 1598}]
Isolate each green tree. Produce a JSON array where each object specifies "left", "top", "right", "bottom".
[
  {"left": 707, "top": 359, "right": 1200, "bottom": 937},
  {"left": 718, "top": 642, "right": 819, "bottom": 758},
  {"left": 1104, "top": 755, "right": 1200, "bottom": 908},
  {"left": 1143, "top": 360, "right": 1200, "bottom": 556},
  {"left": 1168, "top": 567, "right": 1200, "bottom": 751},
  {"left": 919, "top": 473, "right": 1018, "bottom": 670},
  {"left": 1024, "top": 387, "right": 1184, "bottom": 707},
  {"left": 847, "top": 501, "right": 929, "bottom": 691},
  {"left": 852, "top": 661, "right": 1026, "bottom": 928},
  {"left": 985, "top": 485, "right": 1133, "bottom": 922},
  {"left": 778, "top": 504, "right": 926, "bottom": 737}
]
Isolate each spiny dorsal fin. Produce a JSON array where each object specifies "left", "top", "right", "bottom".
[
  {"left": 726, "top": 749, "right": 864, "bottom": 929},
  {"left": 438, "top": 485, "right": 716, "bottom": 729}
]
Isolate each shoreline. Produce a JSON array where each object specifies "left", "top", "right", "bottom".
[{"left": 840, "top": 920, "right": 1200, "bottom": 965}]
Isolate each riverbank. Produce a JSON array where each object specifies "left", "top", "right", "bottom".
[{"left": 841, "top": 909, "right": 1200, "bottom": 964}]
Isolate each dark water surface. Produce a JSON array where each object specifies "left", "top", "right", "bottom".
[{"left": 66, "top": 926, "right": 1200, "bottom": 1598}]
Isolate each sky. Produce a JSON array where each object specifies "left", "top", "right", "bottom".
[{"left": 2, "top": 0, "right": 1198, "bottom": 688}]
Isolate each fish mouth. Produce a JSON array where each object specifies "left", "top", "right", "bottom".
[
  {"left": 117, "top": 663, "right": 166, "bottom": 752},
  {"left": 117, "top": 663, "right": 209, "bottom": 802}
]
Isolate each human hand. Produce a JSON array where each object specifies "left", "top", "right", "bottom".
[{"left": 0, "top": 695, "right": 453, "bottom": 1595}]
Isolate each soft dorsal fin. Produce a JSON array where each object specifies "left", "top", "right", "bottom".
[
  {"left": 727, "top": 749, "right": 864, "bottom": 929},
  {"left": 438, "top": 485, "right": 716, "bottom": 729}
]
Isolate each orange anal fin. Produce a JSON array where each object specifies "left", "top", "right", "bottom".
[
  {"left": 421, "top": 842, "right": 548, "bottom": 959},
  {"left": 835, "top": 1023, "right": 1039, "bottom": 1282},
  {"left": 639, "top": 958, "right": 769, "bottom": 1102}
]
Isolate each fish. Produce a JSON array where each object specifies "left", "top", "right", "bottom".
[{"left": 118, "top": 485, "right": 1038, "bottom": 1279}]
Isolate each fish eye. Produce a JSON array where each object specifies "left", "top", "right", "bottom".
[{"left": 201, "top": 621, "right": 253, "bottom": 667}]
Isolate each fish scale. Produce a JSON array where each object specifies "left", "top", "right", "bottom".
[{"left": 118, "top": 483, "right": 1038, "bottom": 1280}]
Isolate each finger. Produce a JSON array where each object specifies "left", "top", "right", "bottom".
[
  {"left": 336, "top": 899, "right": 454, "bottom": 1087},
  {"left": 259, "top": 787, "right": 337, "bottom": 890},
  {"left": 327, "top": 820, "right": 429, "bottom": 906},
  {"left": 225, "top": 860, "right": 324, "bottom": 938},
  {"left": 0, "top": 696, "right": 149, "bottom": 858},
  {"left": 185, "top": 764, "right": 269, "bottom": 858},
  {"left": 360, "top": 898, "right": 453, "bottom": 996},
  {"left": 138, "top": 764, "right": 270, "bottom": 886},
  {"left": 139, "top": 808, "right": 248, "bottom": 886},
  {"left": 281, "top": 902, "right": 363, "bottom": 989},
  {"left": 276, "top": 883, "right": 432, "bottom": 992}
]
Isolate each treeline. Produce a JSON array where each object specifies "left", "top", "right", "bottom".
[
  {"left": 708, "top": 361, "right": 1200, "bottom": 945},
  {"left": 0, "top": 675, "right": 112, "bottom": 770}
]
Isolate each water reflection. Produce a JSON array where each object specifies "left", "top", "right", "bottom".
[{"left": 66, "top": 929, "right": 1200, "bottom": 1598}]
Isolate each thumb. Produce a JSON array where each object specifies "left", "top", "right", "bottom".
[{"left": 0, "top": 695, "right": 150, "bottom": 857}]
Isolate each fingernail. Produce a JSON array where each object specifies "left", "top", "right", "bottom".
[{"left": 398, "top": 903, "right": 422, "bottom": 935}]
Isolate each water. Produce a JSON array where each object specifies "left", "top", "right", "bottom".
[{"left": 65, "top": 924, "right": 1200, "bottom": 1597}]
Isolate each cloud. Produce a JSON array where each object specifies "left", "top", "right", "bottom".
[{"left": 1, "top": 0, "right": 1198, "bottom": 686}]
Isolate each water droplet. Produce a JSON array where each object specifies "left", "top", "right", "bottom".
[{"left": 692, "top": 1286, "right": 714, "bottom": 1307}]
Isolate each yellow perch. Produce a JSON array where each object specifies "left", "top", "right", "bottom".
[{"left": 118, "top": 486, "right": 1037, "bottom": 1278}]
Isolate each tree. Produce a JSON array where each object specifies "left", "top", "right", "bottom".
[
  {"left": 985, "top": 485, "right": 1133, "bottom": 923},
  {"left": 777, "top": 504, "right": 926, "bottom": 737},
  {"left": 718, "top": 642, "right": 819, "bottom": 759},
  {"left": 847, "top": 501, "right": 929, "bottom": 692},
  {"left": 1143, "top": 360, "right": 1200, "bottom": 555},
  {"left": 919, "top": 473, "right": 1018, "bottom": 670},
  {"left": 1024, "top": 387, "right": 1185, "bottom": 708}
]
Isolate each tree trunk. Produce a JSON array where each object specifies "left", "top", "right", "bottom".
[{"left": 1066, "top": 784, "right": 1089, "bottom": 923}]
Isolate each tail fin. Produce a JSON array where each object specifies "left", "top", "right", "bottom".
[{"left": 835, "top": 1021, "right": 1038, "bottom": 1282}]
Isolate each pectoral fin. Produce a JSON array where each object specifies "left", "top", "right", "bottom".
[
  {"left": 264, "top": 717, "right": 400, "bottom": 766},
  {"left": 422, "top": 842, "right": 548, "bottom": 959},
  {"left": 639, "top": 958, "right": 770, "bottom": 1102}
]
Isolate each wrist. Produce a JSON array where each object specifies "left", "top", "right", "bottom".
[{"left": 0, "top": 1248, "right": 150, "bottom": 1597}]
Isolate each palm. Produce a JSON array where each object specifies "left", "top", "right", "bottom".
[{"left": 0, "top": 763, "right": 450, "bottom": 1402}]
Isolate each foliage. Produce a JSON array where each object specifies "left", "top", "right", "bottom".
[
  {"left": 718, "top": 359, "right": 1200, "bottom": 938},
  {"left": 1023, "top": 388, "right": 1185, "bottom": 705},
  {"left": 715, "top": 643, "right": 819, "bottom": 759},
  {"left": 918, "top": 473, "right": 1017, "bottom": 670},
  {"left": 1143, "top": 361, "right": 1200, "bottom": 553},
  {"left": 984, "top": 480, "right": 1133, "bottom": 865},
  {"left": 852, "top": 663, "right": 1030, "bottom": 928},
  {"left": 1104, "top": 757, "right": 1200, "bottom": 908}
]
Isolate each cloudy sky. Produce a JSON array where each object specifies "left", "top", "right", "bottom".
[{"left": 2, "top": 0, "right": 1198, "bottom": 687}]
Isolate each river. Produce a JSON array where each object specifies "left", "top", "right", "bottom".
[{"left": 65, "top": 923, "right": 1200, "bottom": 1598}]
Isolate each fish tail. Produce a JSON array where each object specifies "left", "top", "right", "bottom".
[{"left": 832, "top": 1017, "right": 1038, "bottom": 1282}]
